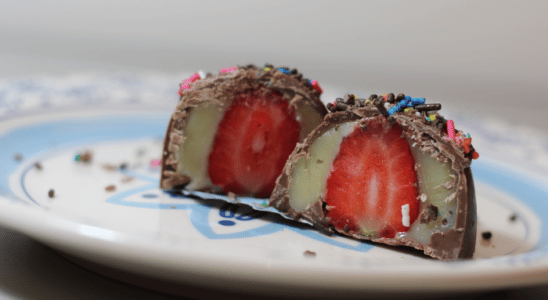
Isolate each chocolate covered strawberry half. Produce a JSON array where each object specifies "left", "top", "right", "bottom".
[
  {"left": 269, "top": 93, "right": 478, "bottom": 260},
  {"left": 160, "top": 64, "right": 328, "bottom": 197}
]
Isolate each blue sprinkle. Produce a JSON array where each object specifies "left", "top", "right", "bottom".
[
  {"left": 387, "top": 106, "right": 399, "bottom": 116},
  {"left": 308, "top": 79, "right": 312, "bottom": 85},
  {"left": 411, "top": 97, "right": 426, "bottom": 105},
  {"left": 279, "top": 68, "right": 291, "bottom": 74}
]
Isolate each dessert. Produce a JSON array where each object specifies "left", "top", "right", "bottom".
[
  {"left": 269, "top": 93, "right": 478, "bottom": 260},
  {"left": 160, "top": 64, "right": 328, "bottom": 197}
]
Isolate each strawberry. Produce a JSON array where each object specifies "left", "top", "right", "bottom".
[
  {"left": 208, "top": 89, "right": 301, "bottom": 198},
  {"left": 325, "top": 118, "right": 420, "bottom": 238}
]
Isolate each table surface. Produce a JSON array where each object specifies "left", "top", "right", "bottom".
[{"left": 1, "top": 2, "right": 547, "bottom": 299}]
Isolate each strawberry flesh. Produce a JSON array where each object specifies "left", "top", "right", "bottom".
[
  {"left": 208, "top": 89, "right": 300, "bottom": 198},
  {"left": 325, "top": 118, "right": 419, "bottom": 238}
]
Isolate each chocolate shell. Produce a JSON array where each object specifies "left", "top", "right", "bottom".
[
  {"left": 269, "top": 94, "right": 478, "bottom": 260},
  {"left": 160, "top": 65, "right": 328, "bottom": 194}
]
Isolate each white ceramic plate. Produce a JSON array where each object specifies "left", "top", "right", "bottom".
[{"left": 1, "top": 105, "right": 548, "bottom": 298}]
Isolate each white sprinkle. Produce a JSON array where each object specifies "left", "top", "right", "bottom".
[
  {"left": 384, "top": 102, "right": 391, "bottom": 109},
  {"left": 415, "top": 112, "right": 421, "bottom": 116},
  {"left": 198, "top": 70, "right": 206, "bottom": 79},
  {"left": 401, "top": 204, "right": 410, "bottom": 227},
  {"left": 420, "top": 194, "right": 427, "bottom": 202}
]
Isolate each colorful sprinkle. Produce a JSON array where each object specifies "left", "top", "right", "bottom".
[
  {"left": 150, "top": 159, "right": 161, "bottom": 168},
  {"left": 278, "top": 68, "right": 291, "bottom": 74},
  {"left": 75, "top": 155, "right": 81, "bottom": 161},
  {"left": 309, "top": 79, "right": 323, "bottom": 94},
  {"left": 446, "top": 120, "right": 455, "bottom": 139},
  {"left": 472, "top": 151, "right": 480, "bottom": 160},
  {"left": 264, "top": 67, "right": 271, "bottom": 71},
  {"left": 178, "top": 73, "right": 202, "bottom": 96},
  {"left": 220, "top": 66, "right": 237, "bottom": 73},
  {"left": 261, "top": 200, "right": 268, "bottom": 207},
  {"left": 462, "top": 138, "right": 472, "bottom": 153}
]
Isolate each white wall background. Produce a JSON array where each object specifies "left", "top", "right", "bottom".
[{"left": 0, "top": 0, "right": 547, "bottom": 129}]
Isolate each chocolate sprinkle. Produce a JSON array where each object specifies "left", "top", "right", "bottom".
[
  {"left": 34, "top": 162, "right": 43, "bottom": 170},
  {"left": 481, "top": 231, "right": 492, "bottom": 240},
  {"left": 344, "top": 94, "right": 356, "bottom": 105},
  {"left": 415, "top": 103, "right": 442, "bottom": 112},
  {"left": 48, "top": 189, "right": 55, "bottom": 198},
  {"left": 105, "top": 185, "right": 116, "bottom": 192},
  {"left": 13, "top": 153, "right": 23, "bottom": 161},
  {"left": 386, "top": 93, "right": 395, "bottom": 103},
  {"left": 509, "top": 214, "right": 518, "bottom": 222},
  {"left": 303, "top": 250, "right": 317, "bottom": 257},
  {"left": 395, "top": 93, "right": 405, "bottom": 101},
  {"left": 374, "top": 99, "right": 389, "bottom": 118}
]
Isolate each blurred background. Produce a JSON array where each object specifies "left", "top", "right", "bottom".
[{"left": 1, "top": 0, "right": 547, "bottom": 129}]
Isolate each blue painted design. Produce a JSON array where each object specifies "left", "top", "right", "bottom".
[
  {"left": 141, "top": 193, "right": 159, "bottom": 199},
  {"left": 219, "top": 220, "right": 236, "bottom": 226}
]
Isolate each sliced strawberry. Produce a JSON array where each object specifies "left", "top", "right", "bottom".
[
  {"left": 325, "top": 118, "right": 419, "bottom": 238},
  {"left": 208, "top": 89, "right": 301, "bottom": 198}
]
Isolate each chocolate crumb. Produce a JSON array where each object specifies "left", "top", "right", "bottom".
[
  {"left": 34, "top": 162, "right": 43, "bottom": 170},
  {"left": 343, "top": 224, "right": 350, "bottom": 232},
  {"left": 419, "top": 204, "right": 439, "bottom": 224},
  {"left": 105, "top": 185, "right": 116, "bottom": 192},
  {"left": 442, "top": 219, "right": 448, "bottom": 225},
  {"left": 119, "top": 163, "right": 128, "bottom": 170},
  {"left": 102, "top": 164, "right": 117, "bottom": 171},
  {"left": 78, "top": 151, "right": 92, "bottom": 163},
  {"left": 482, "top": 231, "right": 492, "bottom": 240},
  {"left": 303, "top": 250, "right": 316, "bottom": 257},
  {"left": 48, "top": 189, "right": 55, "bottom": 198},
  {"left": 121, "top": 176, "right": 135, "bottom": 183},
  {"left": 316, "top": 159, "right": 323, "bottom": 164},
  {"left": 509, "top": 214, "right": 518, "bottom": 222},
  {"left": 171, "top": 205, "right": 175, "bottom": 209},
  {"left": 14, "top": 153, "right": 23, "bottom": 161}
]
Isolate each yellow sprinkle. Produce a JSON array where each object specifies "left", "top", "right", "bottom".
[
  {"left": 404, "top": 108, "right": 411, "bottom": 112},
  {"left": 429, "top": 114, "right": 436, "bottom": 121},
  {"left": 264, "top": 67, "right": 271, "bottom": 71}
]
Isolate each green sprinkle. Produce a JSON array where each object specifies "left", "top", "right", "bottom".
[
  {"left": 75, "top": 155, "right": 81, "bottom": 161},
  {"left": 261, "top": 200, "right": 268, "bottom": 207}
]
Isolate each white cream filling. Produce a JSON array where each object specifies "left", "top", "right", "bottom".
[{"left": 175, "top": 103, "right": 229, "bottom": 190}]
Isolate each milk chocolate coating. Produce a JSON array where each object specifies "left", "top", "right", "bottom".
[
  {"left": 269, "top": 97, "right": 477, "bottom": 261},
  {"left": 160, "top": 65, "right": 327, "bottom": 191}
]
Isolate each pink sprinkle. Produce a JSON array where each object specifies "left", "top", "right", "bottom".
[
  {"left": 220, "top": 66, "right": 237, "bottom": 73},
  {"left": 182, "top": 73, "right": 201, "bottom": 84},
  {"left": 150, "top": 159, "right": 161, "bottom": 168},
  {"left": 447, "top": 120, "right": 455, "bottom": 139},
  {"left": 178, "top": 83, "right": 191, "bottom": 96},
  {"left": 310, "top": 80, "right": 323, "bottom": 94}
]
